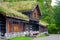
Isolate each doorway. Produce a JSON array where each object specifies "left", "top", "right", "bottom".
[{"left": 32, "top": 24, "right": 39, "bottom": 31}]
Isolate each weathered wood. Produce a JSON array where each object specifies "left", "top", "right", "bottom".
[{"left": 30, "top": 8, "right": 40, "bottom": 21}]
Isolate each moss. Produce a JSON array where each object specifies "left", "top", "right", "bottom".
[
  {"left": 0, "top": 1, "right": 37, "bottom": 21},
  {"left": 39, "top": 20, "right": 49, "bottom": 26},
  {"left": 0, "top": 1, "right": 36, "bottom": 11},
  {"left": 0, "top": 4, "right": 29, "bottom": 21},
  {"left": 0, "top": 0, "right": 35, "bottom": 2}
]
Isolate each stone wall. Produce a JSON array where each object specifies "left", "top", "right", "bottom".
[{"left": 5, "top": 32, "right": 25, "bottom": 38}]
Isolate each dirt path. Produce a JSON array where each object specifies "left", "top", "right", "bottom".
[{"left": 34, "top": 34, "right": 60, "bottom": 40}]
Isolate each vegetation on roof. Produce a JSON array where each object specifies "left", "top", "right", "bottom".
[
  {"left": 0, "top": 4, "right": 29, "bottom": 21},
  {"left": 0, "top": 0, "right": 36, "bottom": 2},
  {"left": 39, "top": 20, "right": 49, "bottom": 26},
  {"left": 0, "top": 1, "right": 36, "bottom": 11}
]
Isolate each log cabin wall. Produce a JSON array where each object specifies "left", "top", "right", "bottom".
[
  {"left": 6, "top": 18, "right": 13, "bottom": 33},
  {"left": 7, "top": 21, "right": 12, "bottom": 33},
  {"left": 30, "top": 8, "right": 40, "bottom": 21},
  {"left": 19, "top": 22, "right": 24, "bottom": 32},
  {"left": 6, "top": 18, "right": 24, "bottom": 33}
]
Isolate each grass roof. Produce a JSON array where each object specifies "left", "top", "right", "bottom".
[
  {"left": 0, "top": 0, "right": 36, "bottom": 2},
  {"left": 39, "top": 20, "right": 49, "bottom": 27},
  {"left": 0, "top": 4, "right": 29, "bottom": 21},
  {"left": 0, "top": 1, "right": 36, "bottom": 11}
]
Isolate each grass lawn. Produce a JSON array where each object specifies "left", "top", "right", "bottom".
[{"left": 8, "top": 36, "right": 33, "bottom": 40}]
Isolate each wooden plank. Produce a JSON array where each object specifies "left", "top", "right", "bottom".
[
  {"left": 19, "top": 23, "right": 24, "bottom": 32},
  {"left": 7, "top": 22, "right": 12, "bottom": 32},
  {"left": 13, "top": 24, "right": 19, "bottom": 32}
]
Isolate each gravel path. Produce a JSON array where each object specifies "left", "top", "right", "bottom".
[{"left": 34, "top": 34, "right": 60, "bottom": 40}]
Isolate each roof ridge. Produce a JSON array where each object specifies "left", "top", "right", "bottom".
[{"left": 0, "top": 1, "right": 37, "bottom": 11}]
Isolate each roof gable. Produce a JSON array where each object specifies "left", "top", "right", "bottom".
[{"left": 0, "top": 1, "right": 36, "bottom": 11}]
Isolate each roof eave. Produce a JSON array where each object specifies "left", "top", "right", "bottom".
[{"left": 6, "top": 16, "right": 29, "bottom": 21}]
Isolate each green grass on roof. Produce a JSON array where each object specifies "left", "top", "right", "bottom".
[
  {"left": 0, "top": 1, "right": 36, "bottom": 11},
  {"left": 0, "top": 4, "right": 29, "bottom": 21},
  {"left": 0, "top": 0, "right": 36, "bottom": 2},
  {"left": 39, "top": 20, "right": 49, "bottom": 26}
]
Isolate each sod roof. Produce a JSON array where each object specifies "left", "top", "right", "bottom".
[
  {"left": 0, "top": 1, "right": 36, "bottom": 11},
  {"left": 0, "top": 4, "right": 29, "bottom": 21},
  {"left": 39, "top": 20, "right": 49, "bottom": 27}
]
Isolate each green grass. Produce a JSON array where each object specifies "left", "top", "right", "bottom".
[
  {"left": 38, "top": 34, "right": 46, "bottom": 38},
  {"left": 0, "top": 4, "right": 29, "bottom": 21},
  {"left": 8, "top": 36, "right": 33, "bottom": 40},
  {"left": 0, "top": 1, "right": 36, "bottom": 11}
]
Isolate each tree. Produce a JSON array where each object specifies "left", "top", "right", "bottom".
[
  {"left": 37, "top": 0, "right": 58, "bottom": 34},
  {"left": 54, "top": 1, "right": 60, "bottom": 33}
]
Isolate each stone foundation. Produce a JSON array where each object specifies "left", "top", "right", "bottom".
[{"left": 5, "top": 32, "right": 25, "bottom": 38}]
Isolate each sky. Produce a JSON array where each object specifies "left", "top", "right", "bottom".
[
  {"left": 51, "top": 0, "right": 57, "bottom": 6},
  {"left": 51, "top": 0, "right": 60, "bottom": 6}
]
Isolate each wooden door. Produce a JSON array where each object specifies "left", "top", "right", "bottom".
[{"left": 13, "top": 24, "right": 19, "bottom": 32}]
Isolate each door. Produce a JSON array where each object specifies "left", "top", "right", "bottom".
[
  {"left": 13, "top": 24, "right": 19, "bottom": 32},
  {"left": 32, "top": 24, "right": 39, "bottom": 31}
]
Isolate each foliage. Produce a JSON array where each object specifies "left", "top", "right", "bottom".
[
  {"left": 53, "top": 1, "right": 60, "bottom": 34},
  {"left": 37, "top": 0, "right": 58, "bottom": 34},
  {"left": 37, "top": 0, "right": 60, "bottom": 34}
]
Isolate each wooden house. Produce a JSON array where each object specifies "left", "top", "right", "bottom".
[
  {"left": 39, "top": 20, "right": 48, "bottom": 33},
  {"left": 0, "top": 1, "right": 48, "bottom": 38},
  {"left": 0, "top": 4, "right": 29, "bottom": 37}
]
